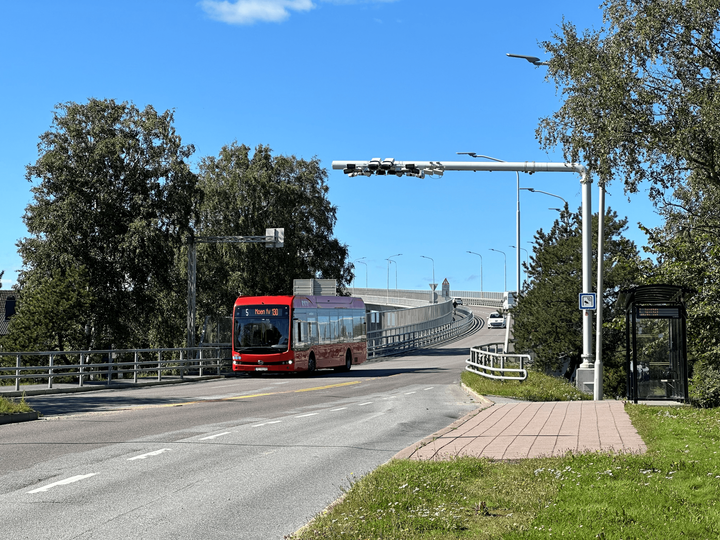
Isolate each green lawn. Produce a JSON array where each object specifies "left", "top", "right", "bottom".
[
  {"left": 292, "top": 374, "right": 720, "bottom": 539},
  {"left": 461, "top": 370, "right": 590, "bottom": 402}
]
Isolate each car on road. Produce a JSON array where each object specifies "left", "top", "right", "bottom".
[
  {"left": 487, "top": 311, "right": 506, "bottom": 329},
  {"left": 453, "top": 297, "right": 463, "bottom": 306}
]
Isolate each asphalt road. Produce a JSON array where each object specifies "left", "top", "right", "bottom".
[{"left": 0, "top": 307, "right": 505, "bottom": 539}]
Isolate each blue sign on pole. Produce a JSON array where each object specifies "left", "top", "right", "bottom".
[{"left": 579, "top": 293, "right": 596, "bottom": 310}]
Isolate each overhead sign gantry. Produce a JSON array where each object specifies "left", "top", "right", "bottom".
[{"left": 332, "top": 157, "right": 604, "bottom": 399}]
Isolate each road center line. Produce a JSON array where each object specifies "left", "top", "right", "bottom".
[
  {"left": 28, "top": 474, "right": 97, "bottom": 494},
  {"left": 330, "top": 407, "right": 347, "bottom": 411},
  {"left": 358, "top": 402, "right": 372, "bottom": 406},
  {"left": 128, "top": 449, "right": 172, "bottom": 461},
  {"left": 405, "top": 392, "right": 416, "bottom": 395},
  {"left": 199, "top": 432, "right": 231, "bottom": 441},
  {"left": 252, "top": 420, "right": 282, "bottom": 428},
  {"left": 296, "top": 413, "right": 319, "bottom": 418}
]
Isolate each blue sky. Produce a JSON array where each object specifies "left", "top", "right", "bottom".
[{"left": 0, "top": 0, "right": 661, "bottom": 295}]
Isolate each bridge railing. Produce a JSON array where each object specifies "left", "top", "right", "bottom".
[
  {"left": 0, "top": 347, "right": 226, "bottom": 392},
  {"left": 366, "top": 304, "right": 475, "bottom": 358},
  {"left": 466, "top": 342, "right": 530, "bottom": 381}
]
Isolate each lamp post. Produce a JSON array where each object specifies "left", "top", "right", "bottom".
[
  {"left": 509, "top": 51, "right": 605, "bottom": 400},
  {"left": 466, "top": 251, "right": 483, "bottom": 298},
  {"left": 386, "top": 254, "right": 401, "bottom": 304},
  {"left": 420, "top": 255, "right": 436, "bottom": 304},
  {"left": 489, "top": 248, "right": 507, "bottom": 292},
  {"left": 353, "top": 257, "right": 367, "bottom": 292},
  {"left": 458, "top": 153, "right": 521, "bottom": 300}
]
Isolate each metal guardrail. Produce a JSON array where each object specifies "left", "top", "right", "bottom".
[
  {"left": 0, "top": 347, "right": 227, "bottom": 391},
  {"left": 466, "top": 342, "right": 531, "bottom": 381},
  {"left": 368, "top": 306, "right": 476, "bottom": 358}
]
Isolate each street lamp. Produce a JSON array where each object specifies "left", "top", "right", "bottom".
[
  {"left": 386, "top": 254, "right": 401, "bottom": 304},
  {"left": 510, "top": 52, "right": 605, "bottom": 400},
  {"left": 420, "top": 255, "right": 436, "bottom": 304},
  {"left": 466, "top": 251, "right": 483, "bottom": 298},
  {"left": 459, "top": 153, "right": 521, "bottom": 299},
  {"left": 489, "top": 248, "right": 507, "bottom": 292},
  {"left": 506, "top": 53, "right": 549, "bottom": 66},
  {"left": 353, "top": 257, "right": 367, "bottom": 291},
  {"left": 520, "top": 187, "right": 567, "bottom": 205}
]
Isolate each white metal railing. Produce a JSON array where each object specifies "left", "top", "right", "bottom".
[
  {"left": 0, "top": 347, "right": 227, "bottom": 392},
  {"left": 466, "top": 342, "right": 530, "bottom": 381}
]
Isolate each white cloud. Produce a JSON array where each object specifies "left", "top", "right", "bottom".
[
  {"left": 199, "top": 0, "right": 316, "bottom": 25},
  {"left": 199, "top": 0, "right": 399, "bottom": 25}
]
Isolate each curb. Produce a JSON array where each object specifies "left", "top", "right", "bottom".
[
  {"left": 0, "top": 411, "right": 40, "bottom": 425},
  {"left": 392, "top": 385, "right": 495, "bottom": 460}
]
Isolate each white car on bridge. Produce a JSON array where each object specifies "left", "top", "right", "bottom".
[{"left": 487, "top": 312, "right": 506, "bottom": 329}]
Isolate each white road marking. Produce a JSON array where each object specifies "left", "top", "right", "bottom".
[
  {"left": 296, "top": 413, "right": 319, "bottom": 418},
  {"left": 405, "top": 392, "right": 416, "bottom": 395},
  {"left": 28, "top": 474, "right": 97, "bottom": 494},
  {"left": 424, "top": 387, "right": 434, "bottom": 390},
  {"left": 358, "top": 402, "right": 372, "bottom": 406},
  {"left": 199, "top": 432, "right": 231, "bottom": 440},
  {"left": 252, "top": 420, "right": 282, "bottom": 428},
  {"left": 330, "top": 407, "right": 347, "bottom": 411},
  {"left": 127, "top": 448, "right": 171, "bottom": 461}
]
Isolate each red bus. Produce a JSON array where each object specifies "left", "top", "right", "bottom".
[{"left": 231, "top": 295, "right": 367, "bottom": 374}]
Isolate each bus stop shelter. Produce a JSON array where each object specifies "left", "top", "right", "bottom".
[{"left": 618, "top": 285, "right": 692, "bottom": 404}]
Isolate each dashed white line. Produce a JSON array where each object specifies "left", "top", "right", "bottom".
[
  {"left": 199, "top": 432, "right": 231, "bottom": 441},
  {"left": 405, "top": 392, "right": 416, "bottom": 395},
  {"left": 28, "top": 474, "right": 97, "bottom": 494},
  {"left": 128, "top": 449, "right": 171, "bottom": 461},
  {"left": 358, "top": 402, "right": 373, "bottom": 406},
  {"left": 330, "top": 407, "right": 347, "bottom": 411},
  {"left": 252, "top": 420, "right": 282, "bottom": 428},
  {"left": 424, "top": 387, "right": 434, "bottom": 390},
  {"left": 296, "top": 413, "right": 319, "bottom": 418}
]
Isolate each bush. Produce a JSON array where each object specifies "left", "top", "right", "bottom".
[{"left": 689, "top": 361, "right": 720, "bottom": 408}]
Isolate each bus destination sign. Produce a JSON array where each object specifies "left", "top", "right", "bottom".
[
  {"left": 636, "top": 306, "right": 680, "bottom": 319},
  {"left": 237, "top": 305, "right": 289, "bottom": 318}
]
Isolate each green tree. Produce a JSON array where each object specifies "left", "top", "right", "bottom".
[
  {"left": 194, "top": 143, "right": 352, "bottom": 319},
  {"left": 1, "top": 266, "right": 93, "bottom": 352},
  {"left": 15, "top": 99, "right": 200, "bottom": 350},
  {"left": 642, "top": 178, "right": 720, "bottom": 370},
  {"left": 512, "top": 206, "right": 641, "bottom": 396},
  {"left": 539, "top": 0, "right": 720, "bottom": 199}
]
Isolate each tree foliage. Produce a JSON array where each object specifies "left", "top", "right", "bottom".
[
  {"left": 14, "top": 99, "right": 200, "bottom": 350},
  {"left": 512, "top": 206, "right": 641, "bottom": 396},
  {"left": 539, "top": 0, "right": 720, "bottom": 199},
  {"left": 642, "top": 178, "right": 720, "bottom": 370},
  {"left": 1, "top": 265, "right": 93, "bottom": 352},
  {"left": 194, "top": 143, "right": 352, "bottom": 319}
]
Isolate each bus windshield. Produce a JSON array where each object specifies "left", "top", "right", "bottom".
[{"left": 234, "top": 305, "right": 290, "bottom": 353}]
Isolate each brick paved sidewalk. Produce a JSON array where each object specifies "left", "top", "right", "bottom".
[{"left": 395, "top": 399, "right": 647, "bottom": 461}]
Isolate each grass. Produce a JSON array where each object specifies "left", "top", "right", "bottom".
[
  {"left": 461, "top": 369, "right": 590, "bottom": 402},
  {"left": 292, "top": 402, "right": 720, "bottom": 539},
  {"left": 0, "top": 394, "right": 34, "bottom": 414}
]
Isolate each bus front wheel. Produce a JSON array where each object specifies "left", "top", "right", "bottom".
[{"left": 307, "top": 354, "right": 316, "bottom": 374}]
